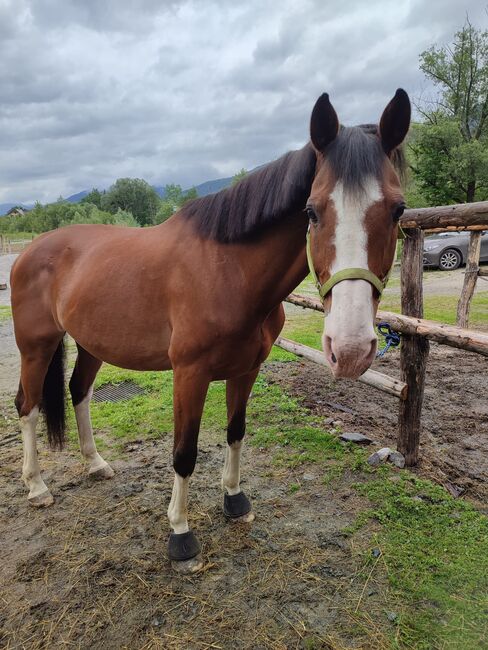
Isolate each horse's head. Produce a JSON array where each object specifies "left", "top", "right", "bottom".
[{"left": 306, "top": 89, "right": 410, "bottom": 379}]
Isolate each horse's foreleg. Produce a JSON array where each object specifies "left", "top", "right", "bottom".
[
  {"left": 167, "top": 367, "right": 209, "bottom": 573},
  {"left": 222, "top": 368, "right": 260, "bottom": 523},
  {"left": 69, "top": 345, "right": 113, "bottom": 479}
]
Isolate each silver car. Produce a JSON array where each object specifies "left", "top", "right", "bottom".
[{"left": 423, "top": 231, "right": 488, "bottom": 270}]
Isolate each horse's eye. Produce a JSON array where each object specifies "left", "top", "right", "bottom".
[
  {"left": 392, "top": 203, "right": 405, "bottom": 222},
  {"left": 306, "top": 206, "right": 318, "bottom": 223}
]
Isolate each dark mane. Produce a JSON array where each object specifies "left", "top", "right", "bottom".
[
  {"left": 182, "top": 143, "right": 316, "bottom": 243},
  {"left": 182, "top": 125, "right": 406, "bottom": 243}
]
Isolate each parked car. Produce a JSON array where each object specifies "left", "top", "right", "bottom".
[{"left": 423, "top": 231, "right": 488, "bottom": 270}]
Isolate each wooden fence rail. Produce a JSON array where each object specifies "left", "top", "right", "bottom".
[
  {"left": 286, "top": 294, "right": 488, "bottom": 356},
  {"left": 400, "top": 201, "right": 488, "bottom": 230},
  {"left": 275, "top": 336, "right": 408, "bottom": 399}
]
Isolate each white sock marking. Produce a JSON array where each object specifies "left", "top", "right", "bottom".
[
  {"left": 21, "top": 407, "right": 49, "bottom": 499},
  {"left": 74, "top": 384, "right": 109, "bottom": 473},
  {"left": 222, "top": 440, "right": 242, "bottom": 496},
  {"left": 167, "top": 472, "right": 190, "bottom": 534}
]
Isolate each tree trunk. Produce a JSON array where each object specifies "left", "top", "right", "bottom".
[{"left": 456, "top": 230, "right": 482, "bottom": 328}]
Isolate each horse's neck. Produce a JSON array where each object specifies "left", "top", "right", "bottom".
[{"left": 239, "top": 213, "right": 309, "bottom": 312}]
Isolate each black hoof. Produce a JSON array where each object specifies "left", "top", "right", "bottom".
[
  {"left": 223, "top": 491, "right": 252, "bottom": 519},
  {"left": 168, "top": 530, "right": 201, "bottom": 562}
]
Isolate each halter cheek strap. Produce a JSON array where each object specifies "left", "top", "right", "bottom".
[{"left": 306, "top": 228, "right": 389, "bottom": 301}]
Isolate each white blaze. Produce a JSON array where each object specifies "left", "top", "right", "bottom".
[{"left": 325, "top": 178, "right": 382, "bottom": 345}]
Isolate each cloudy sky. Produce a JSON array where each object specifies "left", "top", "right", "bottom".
[{"left": 1, "top": 0, "right": 486, "bottom": 204}]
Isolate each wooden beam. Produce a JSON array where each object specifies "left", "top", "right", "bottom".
[
  {"left": 397, "top": 229, "right": 429, "bottom": 466},
  {"left": 401, "top": 201, "right": 488, "bottom": 230},
  {"left": 285, "top": 294, "right": 488, "bottom": 356},
  {"left": 456, "top": 231, "right": 482, "bottom": 328},
  {"left": 275, "top": 337, "right": 407, "bottom": 400}
]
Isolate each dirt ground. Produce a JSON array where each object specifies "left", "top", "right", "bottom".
[
  {"left": 266, "top": 344, "right": 488, "bottom": 502},
  {"left": 0, "top": 404, "right": 388, "bottom": 650}
]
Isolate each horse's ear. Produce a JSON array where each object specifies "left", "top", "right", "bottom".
[
  {"left": 310, "top": 93, "right": 339, "bottom": 152},
  {"left": 379, "top": 88, "right": 411, "bottom": 155}
]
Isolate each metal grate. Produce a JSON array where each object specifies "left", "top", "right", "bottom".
[{"left": 92, "top": 380, "right": 145, "bottom": 403}]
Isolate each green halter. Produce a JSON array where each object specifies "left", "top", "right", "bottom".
[{"left": 305, "top": 228, "right": 388, "bottom": 301}]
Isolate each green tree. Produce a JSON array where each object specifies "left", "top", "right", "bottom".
[
  {"left": 101, "top": 178, "right": 160, "bottom": 226},
  {"left": 411, "top": 21, "right": 488, "bottom": 204},
  {"left": 154, "top": 184, "right": 198, "bottom": 224},
  {"left": 232, "top": 168, "right": 247, "bottom": 185},
  {"left": 81, "top": 188, "right": 104, "bottom": 209}
]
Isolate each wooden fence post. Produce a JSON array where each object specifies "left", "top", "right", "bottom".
[
  {"left": 398, "top": 228, "right": 429, "bottom": 465},
  {"left": 456, "top": 231, "right": 482, "bottom": 328}
]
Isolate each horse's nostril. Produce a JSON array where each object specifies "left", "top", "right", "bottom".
[{"left": 331, "top": 352, "right": 337, "bottom": 363}]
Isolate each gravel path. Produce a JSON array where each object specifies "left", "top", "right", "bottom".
[{"left": 0, "top": 253, "right": 17, "bottom": 306}]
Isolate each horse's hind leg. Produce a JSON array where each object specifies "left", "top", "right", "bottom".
[
  {"left": 69, "top": 345, "right": 114, "bottom": 479},
  {"left": 221, "top": 367, "right": 260, "bottom": 523},
  {"left": 17, "top": 340, "right": 65, "bottom": 507}
]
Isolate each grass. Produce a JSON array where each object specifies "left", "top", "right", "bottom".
[
  {"left": 0, "top": 231, "right": 36, "bottom": 240},
  {"left": 381, "top": 292, "right": 488, "bottom": 328},
  {"left": 0, "top": 305, "right": 12, "bottom": 323},
  {"left": 355, "top": 474, "right": 488, "bottom": 649}
]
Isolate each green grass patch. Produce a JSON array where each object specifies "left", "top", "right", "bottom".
[
  {"left": 66, "top": 364, "right": 230, "bottom": 452},
  {"left": 352, "top": 473, "right": 488, "bottom": 649},
  {"left": 381, "top": 291, "right": 488, "bottom": 328},
  {"left": 0, "top": 305, "right": 12, "bottom": 323},
  {"left": 0, "top": 231, "right": 37, "bottom": 239}
]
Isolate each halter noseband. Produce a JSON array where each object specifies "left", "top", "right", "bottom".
[{"left": 305, "top": 228, "right": 388, "bottom": 301}]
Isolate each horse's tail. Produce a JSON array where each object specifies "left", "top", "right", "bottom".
[{"left": 42, "top": 338, "right": 67, "bottom": 450}]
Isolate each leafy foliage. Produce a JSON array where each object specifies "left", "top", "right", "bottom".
[
  {"left": 154, "top": 184, "right": 197, "bottom": 224},
  {"left": 232, "top": 168, "right": 248, "bottom": 185},
  {"left": 80, "top": 188, "right": 104, "bottom": 209},
  {"left": 412, "top": 21, "right": 488, "bottom": 204},
  {"left": 0, "top": 201, "right": 134, "bottom": 233},
  {"left": 100, "top": 178, "right": 160, "bottom": 226}
]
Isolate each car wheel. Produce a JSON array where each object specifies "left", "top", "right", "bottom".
[{"left": 438, "top": 248, "right": 462, "bottom": 271}]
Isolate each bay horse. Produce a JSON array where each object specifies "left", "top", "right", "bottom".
[{"left": 11, "top": 89, "right": 410, "bottom": 573}]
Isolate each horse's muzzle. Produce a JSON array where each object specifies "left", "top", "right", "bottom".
[{"left": 323, "top": 335, "right": 377, "bottom": 379}]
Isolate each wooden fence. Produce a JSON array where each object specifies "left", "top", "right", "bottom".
[
  {"left": 277, "top": 200, "right": 488, "bottom": 466},
  {"left": 0, "top": 234, "right": 34, "bottom": 254}
]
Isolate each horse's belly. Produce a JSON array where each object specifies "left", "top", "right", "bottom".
[{"left": 64, "top": 314, "right": 173, "bottom": 371}]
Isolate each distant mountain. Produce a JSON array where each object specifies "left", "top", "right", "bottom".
[
  {"left": 66, "top": 190, "right": 90, "bottom": 203},
  {"left": 154, "top": 175, "right": 234, "bottom": 199},
  {"left": 189, "top": 176, "right": 234, "bottom": 197}
]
